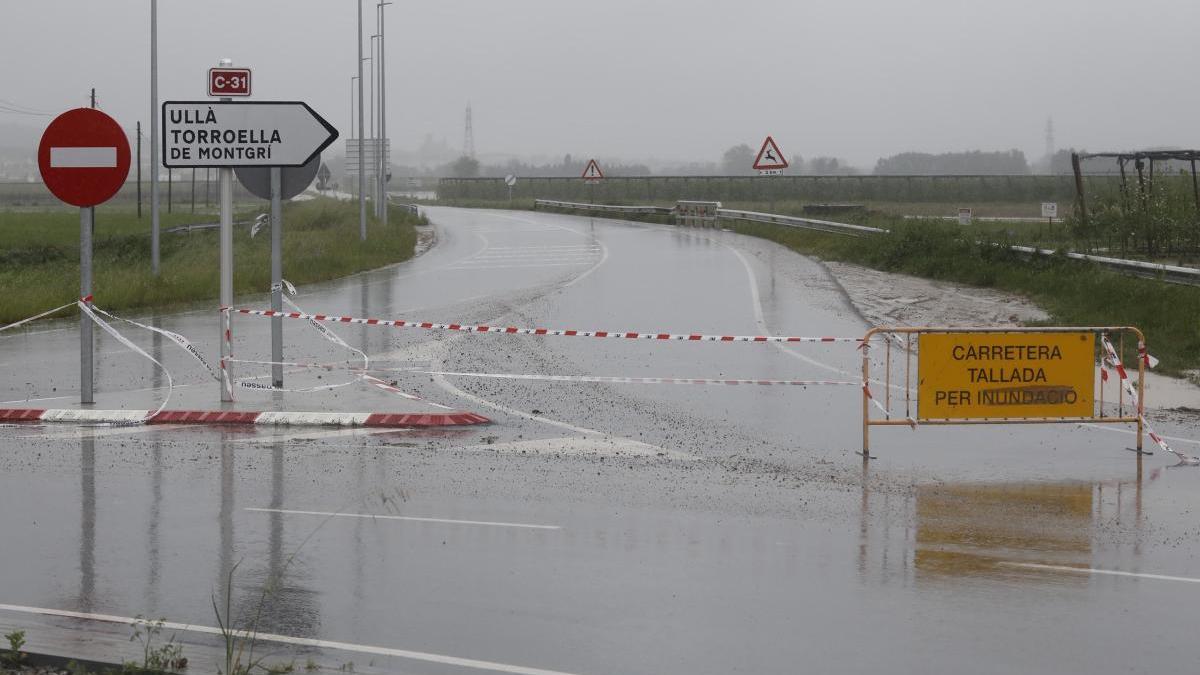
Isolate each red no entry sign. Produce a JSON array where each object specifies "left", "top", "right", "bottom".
[{"left": 38, "top": 108, "right": 131, "bottom": 207}]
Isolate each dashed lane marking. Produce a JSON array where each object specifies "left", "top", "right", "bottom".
[{"left": 245, "top": 507, "right": 561, "bottom": 530}]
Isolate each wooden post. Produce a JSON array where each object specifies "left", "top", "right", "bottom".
[
  {"left": 1071, "top": 152, "right": 1087, "bottom": 229},
  {"left": 1191, "top": 158, "right": 1200, "bottom": 214},
  {"left": 1118, "top": 158, "right": 1129, "bottom": 211}
]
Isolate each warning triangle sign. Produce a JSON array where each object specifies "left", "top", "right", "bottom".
[
  {"left": 581, "top": 158, "right": 604, "bottom": 181},
  {"left": 752, "top": 136, "right": 788, "bottom": 171}
]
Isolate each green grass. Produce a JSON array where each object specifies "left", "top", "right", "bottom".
[
  {"left": 729, "top": 219, "right": 1200, "bottom": 376},
  {"left": 0, "top": 198, "right": 419, "bottom": 323}
]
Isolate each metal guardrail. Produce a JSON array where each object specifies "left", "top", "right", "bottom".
[
  {"left": 1008, "top": 245, "right": 1200, "bottom": 285},
  {"left": 531, "top": 199, "right": 1200, "bottom": 284},
  {"left": 715, "top": 208, "right": 889, "bottom": 236},
  {"left": 534, "top": 199, "right": 674, "bottom": 216},
  {"left": 395, "top": 203, "right": 421, "bottom": 216}
]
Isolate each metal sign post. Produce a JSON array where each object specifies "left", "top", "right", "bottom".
[
  {"left": 505, "top": 174, "right": 517, "bottom": 204},
  {"left": 217, "top": 59, "right": 235, "bottom": 402},
  {"left": 80, "top": 207, "right": 93, "bottom": 403},
  {"left": 270, "top": 167, "right": 283, "bottom": 388},
  {"left": 234, "top": 157, "right": 320, "bottom": 389}
]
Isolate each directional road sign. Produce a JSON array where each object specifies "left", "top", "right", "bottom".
[
  {"left": 753, "top": 136, "right": 788, "bottom": 172},
  {"left": 209, "top": 68, "right": 251, "bottom": 97},
  {"left": 582, "top": 159, "right": 603, "bottom": 182},
  {"left": 38, "top": 108, "right": 131, "bottom": 207},
  {"left": 162, "top": 101, "right": 338, "bottom": 168},
  {"left": 236, "top": 154, "right": 321, "bottom": 201}
]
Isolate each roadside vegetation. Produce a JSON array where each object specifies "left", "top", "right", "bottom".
[
  {"left": 0, "top": 198, "right": 420, "bottom": 324},
  {"left": 735, "top": 219, "right": 1200, "bottom": 377}
]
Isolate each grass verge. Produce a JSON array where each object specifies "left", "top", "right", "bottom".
[
  {"left": 0, "top": 198, "right": 420, "bottom": 324},
  {"left": 729, "top": 219, "right": 1200, "bottom": 376}
]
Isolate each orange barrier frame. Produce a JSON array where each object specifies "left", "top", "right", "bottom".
[{"left": 861, "top": 326, "right": 1146, "bottom": 458}]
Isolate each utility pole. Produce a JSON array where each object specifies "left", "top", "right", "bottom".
[
  {"left": 150, "top": 0, "right": 161, "bottom": 276},
  {"left": 357, "top": 0, "right": 367, "bottom": 240}
]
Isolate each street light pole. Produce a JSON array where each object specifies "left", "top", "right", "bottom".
[
  {"left": 350, "top": 74, "right": 358, "bottom": 192},
  {"left": 368, "top": 40, "right": 377, "bottom": 216},
  {"left": 357, "top": 0, "right": 367, "bottom": 241},
  {"left": 150, "top": 0, "right": 160, "bottom": 275},
  {"left": 379, "top": 1, "right": 391, "bottom": 225}
]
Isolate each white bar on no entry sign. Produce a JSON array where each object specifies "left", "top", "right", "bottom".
[{"left": 50, "top": 147, "right": 117, "bottom": 168}]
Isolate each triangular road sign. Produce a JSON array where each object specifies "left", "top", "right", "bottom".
[
  {"left": 752, "top": 136, "right": 788, "bottom": 171},
  {"left": 581, "top": 158, "right": 604, "bottom": 181}
]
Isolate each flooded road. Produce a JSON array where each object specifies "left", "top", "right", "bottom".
[{"left": 1, "top": 207, "right": 1198, "bottom": 674}]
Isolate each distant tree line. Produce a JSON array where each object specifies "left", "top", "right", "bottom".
[{"left": 873, "top": 149, "right": 1030, "bottom": 175}]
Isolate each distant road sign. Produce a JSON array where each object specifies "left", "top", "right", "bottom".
[
  {"left": 582, "top": 159, "right": 603, "bottom": 182},
  {"left": 235, "top": 155, "right": 321, "bottom": 201},
  {"left": 957, "top": 207, "right": 973, "bottom": 225},
  {"left": 316, "top": 162, "right": 332, "bottom": 190},
  {"left": 209, "top": 68, "right": 251, "bottom": 97},
  {"left": 504, "top": 174, "right": 517, "bottom": 187},
  {"left": 38, "top": 108, "right": 131, "bottom": 207},
  {"left": 162, "top": 101, "right": 338, "bottom": 168},
  {"left": 753, "top": 136, "right": 788, "bottom": 172},
  {"left": 1041, "top": 202, "right": 1058, "bottom": 219}
]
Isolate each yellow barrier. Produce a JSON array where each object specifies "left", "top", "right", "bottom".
[{"left": 861, "top": 326, "right": 1146, "bottom": 458}]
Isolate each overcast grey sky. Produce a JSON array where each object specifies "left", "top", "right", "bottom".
[{"left": 3, "top": 0, "right": 1198, "bottom": 169}]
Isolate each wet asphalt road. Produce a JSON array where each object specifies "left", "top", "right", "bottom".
[{"left": 1, "top": 207, "right": 1199, "bottom": 674}]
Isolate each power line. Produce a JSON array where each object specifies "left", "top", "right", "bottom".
[{"left": 0, "top": 98, "right": 55, "bottom": 116}]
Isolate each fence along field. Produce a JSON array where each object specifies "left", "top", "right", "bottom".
[{"left": 438, "top": 174, "right": 1110, "bottom": 205}]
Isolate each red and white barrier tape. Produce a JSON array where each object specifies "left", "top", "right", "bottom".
[
  {"left": 0, "top": 302, "right": 76, "bottom": 334},
  {"left": 91, "top": 306, "right": 221, "bottom": 383},
  {"left": 227, "top": 307, "right": 863, "bottom": 344},
  {"left": 426, "top": 371, "right": 857, "bottom": 387},
  {"left": 361, "top": 374, "right": 453, "bottom": 409},
  {"left": 77, "top": 301, "right": 173, "bottom": 423},
  {"left": 1099, "top": 334, "right": 1196, "bottom": 464}
]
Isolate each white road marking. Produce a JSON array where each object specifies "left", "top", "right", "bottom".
[
  {"left": 17, "top": 423, "right": 187, "bottom": 441},
  {"left": 234, "top": 427, "right": 410, "bottom": 444},
  {"left": 50, "top": 146, "right": 117, "bottom": 168},
  {"left": 997, "top": 561, "right": 1200, "bottom": 585},
  {"left": 461, "top": 436, "right": 698, "bottom": 461},
  {"left": 0, "top": 603, "right": 578, "bottom": 675},
  {"left": 245, "top": 507, "right": 561, "bottom": 530},
  {"left": 444, "top": 262, "right": 593, "bottom": 271}
]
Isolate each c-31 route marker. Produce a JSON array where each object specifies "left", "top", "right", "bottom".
[{"left": 161, "top": 101, "right": 338, "bottom": 167}]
